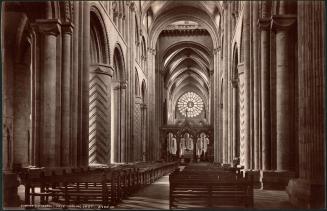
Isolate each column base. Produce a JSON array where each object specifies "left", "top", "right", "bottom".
[
  {"left": 242, "top": 170, "right": 261, "bottom": 188},
  {"left": 3, "top": 171, "right": 21, "bottom": 207},
  {"left": 260, "top": 170, "right": 295, "bottom": 190},
  {"left": 286, "top": 178, "right": 325, "bottom": 208},
  {"left": 222, "top": 163, "right": 231, "bottom": 168}
]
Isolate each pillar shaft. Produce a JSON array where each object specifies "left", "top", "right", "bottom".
[
  {"left": 82, "top": 2, "right": 90, "bottom": 166},
  {"left": 88, "top": 66, "right": 112, "bottom": 164},
  {"left": 36, "top": 19, "right": 61, "bottom": 167},
  {"left": 252, "top": 2, "right": 260, "bottom": 170},
  {"left": 61, "top": 23, "right": 73, "bottom": 166},
  {"left": 259, "top": 17, "right": 271, "bottom": 170},
  {"left": 243, "top": 2, "right": 251, "bottom": 169},
  {"left": 271, "top": 14, "right": 296, "bottom": 171},
  {"left": 222, "top": 5, "right": 229, "bottom": 164},
  {"left": 120, "top": 82, "right": 127, "bottom": 162},
  {"left": 71, "top": 1, "right": 79, "bottom": 167},
  {"left": 213, "top": 48, "right": 220, "bottom": 163}
]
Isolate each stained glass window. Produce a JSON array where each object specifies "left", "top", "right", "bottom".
[{"left": 177, "top": 92, "right": 204, "bottom": 117}]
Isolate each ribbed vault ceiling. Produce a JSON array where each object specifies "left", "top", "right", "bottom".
[{"left": 144, "top": 1, "right": 220, "bottom": 122}]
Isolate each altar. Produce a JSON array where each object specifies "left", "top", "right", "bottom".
[{"left": 160, "top": 120, "right": 213, "bottom": 163}]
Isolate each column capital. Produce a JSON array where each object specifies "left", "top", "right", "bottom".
[
  {"left": 258, "top": 18, "right": 271, "bottom": 31},
  {"left": 222, "top": 1, "right": 229, "bottom": 10},
  {"left": 62, "top": 22, "right": 74, "bottom": 35},
  {"left": 231, "top": 78, "right": 239, "bottom": 88},
  {"left": 147, "top": 47, "right": 156, "bottom": 55},
  {"left": 90, "top": 64, "right": 114, "bottom": 77},
  {"left": 213, "top": 47, "right": 221, "bottom": 55},
  {"left": 120, "top": 81, "right": 128, "bottom": 89},
  {"left": 271, "top": 15, "right": 297, "bottom": 32},
  {"left": 141, "top": 104, "right": 147, "bottom": 110},
  {"left": 129, "top": 2, "right": 136, "bottom": 12},
  {"left": 34, "top": 19, "right": 62, "bottom": 36},
  {"left": 209, "top": 69, "right": 215, "bottom": 76}
]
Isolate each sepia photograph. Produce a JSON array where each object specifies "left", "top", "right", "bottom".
[{"left": 1, "top": 1, "right": 325, "bottom": 210}]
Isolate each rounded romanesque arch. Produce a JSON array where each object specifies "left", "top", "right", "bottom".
[
  {"left": 113, "top": 43, "right": 127, "bottom": 81},
  {"left": 90, "top": 5, "right": 110, "bottom": 65},
  {"left": 111, "top": 43, "right": 128, "bottom": 163},
  {"left": 88, "top": 5, "right": 112, "bottom": 165}
]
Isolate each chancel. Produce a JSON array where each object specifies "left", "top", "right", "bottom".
[{"left": 2, "top": 1, "right": 325, "bottom": 210}]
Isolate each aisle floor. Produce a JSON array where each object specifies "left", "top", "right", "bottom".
[{"left": 114, "top": 175, "right": 293, "bottom": 210}]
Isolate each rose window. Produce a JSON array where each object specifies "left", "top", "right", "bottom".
[{"left": 177, "top": 92, "right": 204, "bottom": 117}]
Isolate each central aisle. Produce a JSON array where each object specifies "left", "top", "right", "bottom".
[
  {"left": 114, "top": 175, "right": 170, "bottom": 209},
  {"left": 113, "top": 172, "right": 293, "bottom": 210}
]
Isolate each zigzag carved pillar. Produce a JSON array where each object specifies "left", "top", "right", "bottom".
[{"left": 88, "top": 65, "right": 113, "bottom": 164}]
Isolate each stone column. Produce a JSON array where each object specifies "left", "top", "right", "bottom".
[
  {"left": 147, "top": 48, "right": 156, "bottom": 160},
  {"left": 286, "top": 1, "right": 325, "bottom": 208},
  {"left": 127, "top": 2, "right": 135, "bottom": 162},
  {"left": 88, "top": 65, "right": 113, "bottom": 164},
  {"left": 259, "top": 3, "right": 271, "bottom": 171},
  {"left": 61, "top": 23, "right": 74, "bottom": 166},
  {"left": 271, "top": 6, "right": 296, "bottom": 172},
  {"left": 112, "top": 82, "right": 121, "bottom": 163},
  {"left": 120, "top": 81, "right": 127, "bottom": 162},
  {"left": 252, "top": 2, "right": 260, "bottom": 170},
  {"left": 81, "top": 2, "right": 90, "bottom": 166},
  {"left": 36, "top": 19, "right": 61, "bottom": 167},
  {"left": 213, "top": 47, "right": 220, "bottom": 163},
  {"left": 243, "top": 2, "right": 251, "bottom": 169},
  {"left": 222, "top": 4, "right": 229, "bottom": 164},
  {"left": 141, "top": 104, "right": 148, "bottom": 161},
  {"left": 71, "top": 1, "right": 79, "bottom": 167},
  {"left": 227, "top": 4, "right": 233, "bottom": 164},
  {"left": 231, "top": 74, "right": 239, "bottom": 160}
]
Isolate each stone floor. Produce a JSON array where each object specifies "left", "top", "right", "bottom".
[
  {"left": 114, "top": 175, "right": 294, "bottom": 210},
  {"left": 13, "top": 174, "right": 293, "bottom": 210}
]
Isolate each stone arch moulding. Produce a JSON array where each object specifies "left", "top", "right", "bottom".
[
  {"left": 141, "top": 1, "right": 223, "bottom": 27},
  {"left": 113, "top": 42, "right": 127, "bottom": 81},
  {"left": 161, "top": 41, "right": 211, "bottom": 69},
  {"left": 90, "top": 3, "right": 111, "bottom": 65},
  {"left": 148, "top": 11, "right": 219, "bottom": 50},
  {"left": 231, "top": 6, "right": 243, "bottom": 53}
]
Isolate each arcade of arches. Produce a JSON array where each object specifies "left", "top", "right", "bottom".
[{"left": 2, "top": 1, "right": 326, "bottom": 209}]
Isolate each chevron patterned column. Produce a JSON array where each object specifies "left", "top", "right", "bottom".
[{"left": 88, "top": 65, "right": 113, "bottom": 164}]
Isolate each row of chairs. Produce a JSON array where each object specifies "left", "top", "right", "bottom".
[
  {"left": 169, "top": 164, "right": 253, "bottom": 209},
  {"left": 19, "top": 162, "right": 178, "bottom": 208}
]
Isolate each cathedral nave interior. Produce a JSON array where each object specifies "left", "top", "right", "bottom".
[{"left": 1, "top": 1, "right": 325, "bottom": 209}]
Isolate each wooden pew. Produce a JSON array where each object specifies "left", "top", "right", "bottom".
[
  {"left": 169, "top": 169, "right": 253, "bottom": 209},
  {"left": 20, "top": 167, "right": 118, "bottom": 207},
  {"left": 20, "top": 161, "right": 179, "bottom": 208}
]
